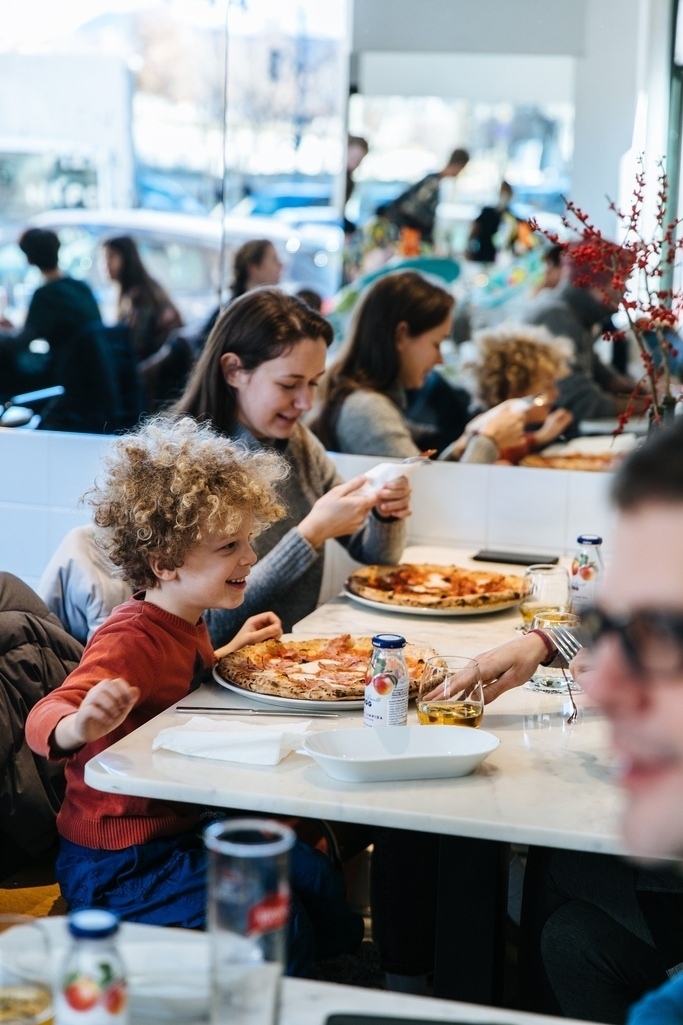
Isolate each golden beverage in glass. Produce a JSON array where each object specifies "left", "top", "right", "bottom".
[
  {"left": 417, "top": 656, "right": 484, "bottom": 728},
  {"left": 0, "top": 915, "right": 54, "bottom": 1025},
  {"left": 519, "top": 601, "right": 566, "bottom": 627},
  {"left": 416, "top": 699, "right": 484, "bottom": 727},
  {"left": 519, "top": 565, "right": 570, "bottom": 631},
  {"left": 0, "top": 983, "right": 54, "bottom": 1024}
]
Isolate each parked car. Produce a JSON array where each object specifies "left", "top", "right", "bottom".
[{"left": 0, "top": 206, "right": 343, "bottom": 327}]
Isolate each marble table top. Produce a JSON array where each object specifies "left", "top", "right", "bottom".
[
  {"left": 85, "top": 546, "right": 624, "bottom": 855},
  {"left": 282, "top": 977, "right": 589, "bottom": 1025}
]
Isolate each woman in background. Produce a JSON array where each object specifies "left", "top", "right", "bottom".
[
  {"left": 231, "top": 238, "right": 283, "bottom": 299},
  {"left": 103, "top": 236, "right": 183, "bottom": 362},
  {"left": 103, "top": 235, "right": 185, "bottom": 411},
  {"left": 310, "top": 270, "right": 526, "bottom": 461}
]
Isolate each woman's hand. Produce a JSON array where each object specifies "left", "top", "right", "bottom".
[
  {"left": 532, "top": 407, "right": 574, "bottom": 448},
  {"left": 374, "top": 475, "right": 412, "bottom": 520},
  {"left": 54, "top": 678, "right": 141, "bottom": 752},
  {"left": 215, "top": 612, "right": 282, "bottom": 657},
  {"left": 298, "top": 475, "right": 377, "bottom": 549},
  {"left": 478, "top": 401, "right": 526, "bottom": 452},
  {"left": 474, "top": 632, "right": 551, "bottom": 704}
]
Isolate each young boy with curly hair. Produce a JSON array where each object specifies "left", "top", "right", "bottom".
[{"left": 26, "top": 416, "right": 363, "bottom": 972}]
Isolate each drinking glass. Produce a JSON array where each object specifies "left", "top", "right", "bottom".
[
  {"left": 531, "top": 611, "right": 580, "bottom": 693},
  {"left": 416, "top": 656, "right": 484, "bottom": 727},
  {"left": 205, "top": 818, "right": 295, "bottom": 1025},
  {"left": 519, "top": 564, "right": 570, "bottom": 630},
  {"left": 0, "top": 915, "right": 53, "bottom": 1024}
]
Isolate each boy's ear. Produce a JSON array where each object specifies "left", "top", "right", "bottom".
[
  {"left": 148, "top": 555, "right": 178, "bottom": 583},
  {"left": 220, "top": 352, "right": 244, "bottom": 387}
]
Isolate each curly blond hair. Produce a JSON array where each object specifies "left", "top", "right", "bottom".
[
  {"left": 470, "top": 325, "right": 573, "bottom": 409},
  {"left": 83, "top": 416, "right": 287, "bottom": 590}
]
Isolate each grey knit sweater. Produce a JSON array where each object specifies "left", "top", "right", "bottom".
[
  {"left": 332, "top": 387, "right": 498, "bottom": 462},
  {"left": 204, "top": 421, "right": 406, "bottom": 642}
]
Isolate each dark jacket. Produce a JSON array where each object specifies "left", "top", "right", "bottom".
[
  {"left": 524, "top": 283, "right": 622, "bottom": 421},
  {"left": 0, "top": 573, "right": 83, "bottom": 876}
]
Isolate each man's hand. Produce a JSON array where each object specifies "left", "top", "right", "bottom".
[
  {"left": 475, "top": 632, "right": 550, "bottom": 704},
  {"left": 215, "top": 612, "right": 283, "bottom": 657},
  {"left": 54, "top": 678, "right": 140, "bottom": 752}
]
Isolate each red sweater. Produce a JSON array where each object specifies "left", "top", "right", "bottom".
[{"left": 25, "top": 596, "right": 215, "bottom": 850}]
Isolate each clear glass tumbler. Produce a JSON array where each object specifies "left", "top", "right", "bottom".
[
  {"left": 0, "top": 915, "right": 53, "bottom": 1025},
  {"left": 205, "top": 818, "right": 295, "bottom": 1025}
]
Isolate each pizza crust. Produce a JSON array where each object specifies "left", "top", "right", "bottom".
[
  {"left": 345, "top": 563, "right": 523, "bottom": 609},
  {"left": 520, "top": 453, "right": 619, "bottom": 471},
  {"left": 217, "top": 635, "right": 436, "bottom": 702}
]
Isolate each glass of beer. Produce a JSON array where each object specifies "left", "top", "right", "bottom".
[
  {"left": 531, "top": 611, "right": 581, "bottom": 691},
  {"left": 0, "top": 915, "right": 53, "bottom": 1024},
  {"left": 519, "top": 564, "right": 570, "bottom": 630},
  {"left": 416, "top": 656, "right": 484, "bottom": 727}
]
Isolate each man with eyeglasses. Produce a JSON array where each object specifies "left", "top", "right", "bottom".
[{"left": 475, "top": 419, "right": 683, "bottom": 1023}]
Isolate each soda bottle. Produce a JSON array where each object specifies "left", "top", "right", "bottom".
[
  {"left": 363, "top": 633, "right": 409, "bottom": 727},
  {"left": 57, "top": 909, "right": 128, "bottom": 1025},
  {"left": 570, "top": 534, "right": 603, "bottom": 612}
]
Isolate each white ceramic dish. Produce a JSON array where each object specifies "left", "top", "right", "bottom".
[
  {"left": 541, "top": 434, "right": 637, "bottom": 457},
  {"left": 1, "top": 919, "right": 209, "bottom": 1022},
  {"left": 342, "top": 587, "right": 519, "bottom": 617},
  {"left": 300, "top": 725, "right": 500, "bottom": 782},
  {"left": 212, "top": 666, "right": 364, "bottom": 711}
]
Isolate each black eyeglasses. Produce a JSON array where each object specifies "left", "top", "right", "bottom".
[{"left": 581, "top": 606, "right": 683, "bottom": 677}]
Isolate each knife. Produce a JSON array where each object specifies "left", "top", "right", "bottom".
[{"left": 174, "top": 705, "right": 340, "bottom": 719}]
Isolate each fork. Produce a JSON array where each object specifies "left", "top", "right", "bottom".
[{"left": 547, "top": 625, "right": 582, "bottom": 665}]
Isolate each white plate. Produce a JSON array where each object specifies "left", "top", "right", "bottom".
[
  {"left": 343, "top": 586, "right": 519, "bottom": 617},
  {"left": 301, "top": 725, "right": 500, "bottom": 782},
  {"left": 2, "top": 919, "right": 209, "bottom": 1022},
  {"left": 541, "top": 434, "right": 637, "bottom": 457},
  {"left": 212, "top": 666, "right": 364, "bottom": 711}
]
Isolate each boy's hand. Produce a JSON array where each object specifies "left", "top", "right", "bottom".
[
  {"left": 215, "top": 612, "right": 283, "bottom": 657},
  {"left": 54, "top": 678, "right": 140, "bottom": 752}
]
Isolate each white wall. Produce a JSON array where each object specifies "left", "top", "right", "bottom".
[
  {"left": 352, "top": 0, "right": 674, "bottom": 237},
  {"left": 352, "top": 0, "right": 587, "bottom": 55},
  {"left": 0, "top": 429, "right": 614, "bottom": 598}
]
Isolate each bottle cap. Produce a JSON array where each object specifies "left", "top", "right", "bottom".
[
  {"left": 371, "top": 633, "right": 406, "bottom": 648},
  {"left": 577, "top": 534, "right": 603, "bottom": 545},
  {"left": 68, "top": 908, "right": 120, "bottom": 939}
]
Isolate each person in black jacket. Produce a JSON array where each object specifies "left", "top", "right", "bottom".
[
  {"left": 0, "top": 228, "right": 102, "bottom": 399},
  {"left": 0, "top": 572, "right": 83, "bottom": 880}
]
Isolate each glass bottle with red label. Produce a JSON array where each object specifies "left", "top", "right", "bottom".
[
  {"left": 570, "top": 534, "right": 604, "bottom": 613},
  {"left": 56, "top": 909, "right": 128, "bottom": 1025},
  {"left": 363, "top": 633, "right": 409, "bottom": 727}
]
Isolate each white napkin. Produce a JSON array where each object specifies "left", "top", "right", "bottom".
[
  {"left": 358, "top": 460, "right": 427, "bottom": 496},
  {"left": 152, "top": 717, "right": 312, "bottom": 765}
]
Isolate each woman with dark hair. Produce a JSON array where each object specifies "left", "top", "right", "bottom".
[
  {"left": 231, "top": 238, "right": 283, "bottom": 299},
  {"left": 103, "top": 236, "right": 183, "bottom": 362},
  {"left": 311, "top": 270, "right": 526, "bottom": 461},
  {"left": 171, "top": 287, "right": 409, "bottom": 637}
]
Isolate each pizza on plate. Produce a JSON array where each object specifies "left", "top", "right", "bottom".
[
  {"left": 519, "top": 452, "right": 619, "bottom": 472},
  {"left": 216, "top": 635, "right": 436, "bottom": 701},
  {"left": 345, "top": 563, "right": 523, "bottom": 610}
]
